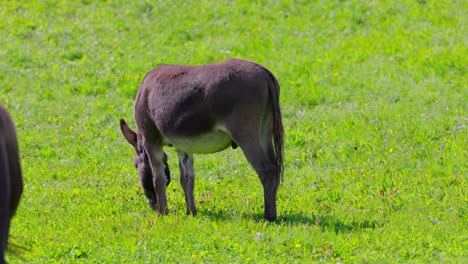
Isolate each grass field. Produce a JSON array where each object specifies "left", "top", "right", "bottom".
[{"left": 1, "top": 0, "right": 467, "bottom": 262}]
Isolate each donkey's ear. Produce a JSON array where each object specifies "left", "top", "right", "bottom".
[{"left": 120, "top": 118, "right": 137, "bottom": 149}]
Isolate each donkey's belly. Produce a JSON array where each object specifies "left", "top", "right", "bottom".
[{"left": 166, "top": 130, "right": 232, "bottom": 154}]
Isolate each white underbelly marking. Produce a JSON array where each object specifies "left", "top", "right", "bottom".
[{"left": 166, "top": 129, "right": 232, "bottom": 154}]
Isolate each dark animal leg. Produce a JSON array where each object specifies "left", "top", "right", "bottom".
[
  {"left": 140, "top": 167, "right": 157, "bottom": 211},
  {"left": 0, "top": 143, "right": 10, "bottom": 262},
  {"left": 238, "top": 140, "right": 279, "bottom": 221},
  {"left": 143, "top": 141, "right": 169, "bottom": 215},
  {"left": 1, "top": 105, "right": 23, "bottom": 262},
  {"left": 178, "top": 151, "right": 197, "bottom": 215}
]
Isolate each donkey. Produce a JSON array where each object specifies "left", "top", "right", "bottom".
[
  {"left": 120, "top": 58, "right": 284, "bottom": 221},
  {"left": 0, "top": 104, "right": 23, "bottom": 264}
]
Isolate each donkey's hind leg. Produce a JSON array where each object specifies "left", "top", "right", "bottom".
[
  {"left": 178, "top": 151, "right": 197, "bottom": 215},
  {"left": 236, "top": 138, "right": 279, "bottom": 221}
]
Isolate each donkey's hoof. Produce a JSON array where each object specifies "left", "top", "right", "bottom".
[
  {"left": 264, "top": 214, "right": 277, "bottom": 222},
  {"left": 147, "top": 199, "right": 157, "bottom": 211}
]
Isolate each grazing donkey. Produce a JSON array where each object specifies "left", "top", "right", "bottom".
[
  {"left": 120, "top": 59, "right": 284, "bottom": 221},
  {"left": 0, "top": 104, "right": 23, "bottom": 263}
]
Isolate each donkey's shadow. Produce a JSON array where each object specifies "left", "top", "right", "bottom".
[
  {"left": 199, "top": 209, "right": 383, "bottom": 233},
  {"left": 274, "top": 213, "right": 383, "bottom": 233}
]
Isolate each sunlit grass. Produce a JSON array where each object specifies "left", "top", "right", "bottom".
[{"left": 1, "top": 0, "right": 466, "bottom": 262}]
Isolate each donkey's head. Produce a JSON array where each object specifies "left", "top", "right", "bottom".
[{"left": 119, "top": 119, "right": 170, "bottom": 190}]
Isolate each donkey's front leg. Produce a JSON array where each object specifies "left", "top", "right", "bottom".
[
  {"left": 178, "top": 151, "right": 197, "bottom": 215},
  {"left": 144, "top": 142, "right": 169, "bottom": 215}
]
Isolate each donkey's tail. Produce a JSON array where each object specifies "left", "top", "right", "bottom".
[{"left": 266, "top": 69, "right": 284, "bottom": 180}]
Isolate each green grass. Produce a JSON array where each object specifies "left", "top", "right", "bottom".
[{"left": 1, "top": 0, "right": 467, "bottom": 262}]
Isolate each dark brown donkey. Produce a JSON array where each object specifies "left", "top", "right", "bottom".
[
  {"left": 120, "top": 59, "right": 284, "bottom": 221},
  {"left": 0, "top": 104, "right": 23, "bottom": 263}
]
